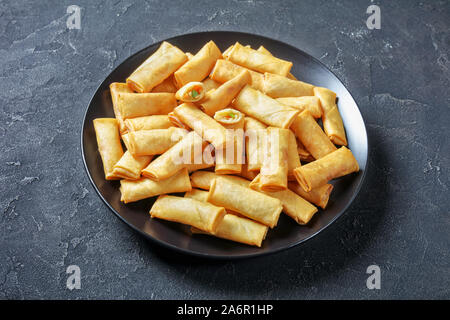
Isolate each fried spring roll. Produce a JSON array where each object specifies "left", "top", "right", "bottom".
[
  {"left": 175, "top": 82, "right": 205, "bottom": 103},
  {"left": 244, "top": 117, "right": 267, "bottom": 171},
  {"left": 263, "top": 73, "right": 314, "bottom": 98},
  {"left": 116, "top": 92, "right": 177, "bottom": 119},
  {"left": 256, "top": 45, "right": 297, "bottom": 80},
  {"left": 173, "top": 103, "right": 228, "bottom": 150},
  {"left": 124, "top": 115, "right": 173, "bottom": 132},
  {"left": 287, "top": 130, "right": 301, "bottom": 181},
  {"left": 293, "top": 147, "right": 359, "bottom": 191},
  {"left": 207, "top": 177, "right": 282, "bottom": 228},
  {"left": 151, "top": 75, "right": 177, "bottom": 93},
  {"left": 150, "top": 195, "right": 226, "bottom": 233},
  {"left": 191, "top": 214, "right": 269, "bottom": 247},
  {"left": 291, "top": 110, "right": 337, "bottom": 160},
  {"left": 259, "top": 128, "right": 289, "bottom": 192},
  {"left": 93, "top": 118, "right": 124, "bottom": 180},
  {"left": 110, "top": 83, "right": 133, "bottom": 133},
  {"left": 289, "top": 182, "right": 333, "bottom": 210},
  {"left": 190, "top": 171, "right": 250, "bottom": 190},
  {"left": 126, "top": 127, "right": 188, "bottom": 156},
  {"left": 232, "top": 86, "right": 300, "bottom": 128},
  {"left": 314, "top": 87, "right": 347, "bottom": 146},
  {"left": 127, "top": 41, "right": 188, "bottom": 93},
  {"left": 227, "top": 42, "right": 292, "bottom": 76},
  {"left": 276, "top": 97, "right": 322, "bottom": 119},
  {"left": 112, "top": 151, "right": 153, "bottom": 180},
  {"left": 199, "top": 70, "right": 251, "bottom": 116},
  {"left": 213, "top": 109, "right": 245, "bottom": 174},
  {"left": 210, "top": 59, "right": 265, "bottom": 91},
  {"left": 142, "top": 131, "right": 207, "bottom": 181},
  {"left": 202, "top": 78, "right": 221, "bottom": 92},
  {"left": 119, "top": 168, "right": 191, "bottom": 203},
  {"left": 174, "top": 41, "right": 222, "bottom": 87},
  {"left": 250, "top": 175, "right": 318, "bottom": 224}
]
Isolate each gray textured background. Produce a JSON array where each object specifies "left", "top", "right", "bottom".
[{"left": 1, "top": 0, "right": 449, "bottom": 299}]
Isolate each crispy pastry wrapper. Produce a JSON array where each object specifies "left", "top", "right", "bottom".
[
  {"left": 110, "top": 83, "right": 133, "bottom": 133},
  {"left": 227, "top": 42, "right": 292, "bottom": 76},
  {"left": 151, "top": 75, "right": 177, "bottom": 93},
  {"left": 291, "top": 110, "right": 337, "bottom": 160},
  {"left": 232, "top": 86, "right": 299, "bottom": 128},
  {"left": 119, "top": 168, "right": 191, "bottom": 203},
  {"left": 276, "top": 97, "right": 322, "bottom": 119},
  {"left": 93, "top": 118, "right": 124, "bottom": 180},
  {"left": 124, "top": 115, "right": 173, "bottom": 132},
  {"left": 288, "top": 181, "right": 333, "bottom": 210},
  {"left": 127, "top": 41, "right": 188, "bottom": 93},
  {"left": 207, "top": 177, "right": 282, "bottom": 228},
  {"left": 263, "top": 73, "right": 314, "bottom": 98},
  {"left": 287, "top": 130, "right": 301, "bottom": 181},
  {"left": 202, "top": 78, "right": 221, "bottom": 92},
  {"left": 293, "top": 146, "right": 359, "bottom": 192},
  {"left": 116, "top": 92, "right": 177, "bottom": 119},
  {"left": 244, "top": 117, "right": 267, "bottom": 171},
  {"left": 314, "top": 87, "right": 347, "bottom": 146},
  {"left": 213, "top": 109, "right": 245, "bottom": 174},
  {"left": 190, "top": 171, "right": 250, "bottom": 190},
  {"left": 173, "top": 103, "right": 228, "bottom": 150},
  {"left": 256, "top": 45, "right": 297, "bottom": 80},
  {"left": 296, "top": 138, "right": 315, "bottom": 162},
  {"left": 250, "top": 174, "right": 318, "bottom": 225},
  {"left": 142, "top": 131, "right": 207, "bottom": 181},
  {"left": 200, "top": 70, "right": 251, "bottom": 116},
  {"left": 174, "top": 41, "right": 222, "bottom": 87},
  {"left": 126, "top": 127, "right": 188, "bottom": 156},
  {"left": 259, "top": 128, "right": 289, "bottom": 192},
  {"left": 150, "top": 195, "right": 226, "bottom": 233},
  {"left": 210, "top": 59, "right": 265, "bottom": 92},
  {"left": 112, "top": 151, "right": 153, "bottom": 180}
]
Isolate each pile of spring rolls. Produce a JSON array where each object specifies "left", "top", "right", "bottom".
[{"left": 93, "top": 40, "right": 360, "bottom": 247}]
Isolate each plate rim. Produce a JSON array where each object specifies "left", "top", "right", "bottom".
[{"left": 80, "top": 30, "right": 370, "bottom": 260}]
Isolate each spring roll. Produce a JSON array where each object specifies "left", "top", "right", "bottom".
[
  {"left": 151, "top": 75, "right": 177, "bottom": 93},
  {"left": 263, "top": 73, "right": 314, "bottom": 98},
  {"left": 112, "top": 151, "right": 153, "bottom": 180},
  {"left": 142, "top": 131, "right": 206, "bottom": 181},
  {"left": 124, "top": 115, "right": 173, "bottom": 132},
  {"left": 287, "top": 130, "right": 301, "bottom": 181},
  {"left": 191, "top": 214, "right": 268, "bottom": 247},
  {"left": 250, "top": 175, "right": 318, "bottom": 225},
  {"left": 202, "top": 78, "right": 221, "bottom": 92},
  {"left": 210, "top": 59, "right": 265, "bottom": 91},
  {"left": 199, "top": 70, "right": 251, "bottom": 116},
  {"left": 244, "top": 117, "right": 267, "bottom": 171},
  {"left": 190, "top": 171, "right": 250, "bottom": 190},
  {"left": 116, "top": 92, "right": 177, "bottom": 119},
  {"left": 175, "top": 81, "right": 205, "bottom": 103},
  {"left": 213, "top": 109, "right": 245, "bottom": 174},
  {"left": 291, "top": 110, "right": 337, "bottom": 160},
  {"left": 150, "top": 195, "right": 226, "bottom": 233},
  {"left": 314, "top": 87, "right": 347, "bottom": 146},
  {"left": 232, "top": 86, "right": 300, "bottom": 128},
  {"left": 127, "top": 41, "right": 188, "bottom": 93},
  {"left": 276, "top": 97, "right": 322, "bottom": 119},
  {"left": 120, "top": 168, "right": 191, "bottom": 203},
  {"left": 207, "top": 177, "right": 282, "bottom": 228},
  {"left": 258, "top": 127, "right": 289, "bottom": 192},
  {"left": 256, "top": 45, "right": 297, "bottom": 80},
  {"left": 173, "top": 103, "right": 228, "bottom": 150},
  {"left": 289, "top": 182, "right": 333, "bottom": 210},
  {"left": 226, "top": 42, "right": 292, "bottom": 76},
  {"left": 293, "top": 146, "right": 359, "bottom": 192},
  {"left": 125, "top": 127, "right": 188, "bottom": 156},
  {"left": 93, "top": 118, "right": 124, "bottom": 180},
  {"left": 110, "top": 82, "right": 133, "bottom": 133},
  {"left": 174, "top": 41, "right": 222, "bottom": 87}
]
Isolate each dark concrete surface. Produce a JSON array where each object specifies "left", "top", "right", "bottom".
[{"left": 0, "top": 0, "right": 448, "bottom": 299}]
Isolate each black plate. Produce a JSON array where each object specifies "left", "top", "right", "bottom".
[{"left": 81, "top": 31, "right": 368, "bottom": 259}]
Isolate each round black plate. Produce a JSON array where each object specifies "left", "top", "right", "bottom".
[{"left": 81, "top": 31, "right": 368, "bottom": 259}]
